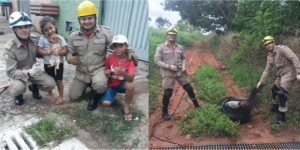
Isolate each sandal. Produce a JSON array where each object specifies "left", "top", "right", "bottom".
[
  {"left": 55, "top": 98, "right": 65, "bottom": 105},
  {"left": 122, "top": 110, "right": 132, "bottom": 121},
  {"left": 48, "top": 96, "right": 55, "bottom": 102}
]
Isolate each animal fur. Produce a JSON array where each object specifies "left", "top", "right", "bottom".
[
  {"left": 218, "top": 87, "right": 261, "bottom": 124},
  {"left": 47, "top": 33, "right": 62, "bottom": 76}
]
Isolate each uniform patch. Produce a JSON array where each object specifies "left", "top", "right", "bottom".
[
  {"left": 30, "top": 34, "right": 36, "bottom": 37},
  {"left": 284, "top": 47, "right": 287, "bottom": 50},
  {"left": 5, "top": 45, "right": 11, "bottom": 49},
  {"left": 3, "top": 53, "right": 8, "bottom": 59}
]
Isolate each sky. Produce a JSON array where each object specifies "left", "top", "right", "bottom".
[
  {"left": 148, "top": 0, "right": 211, "bottom": 35},
  {"left": 148, "top": 0, "right": 181, "bottom": 28}
]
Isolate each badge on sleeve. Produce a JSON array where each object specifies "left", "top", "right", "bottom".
[{"left": 3, "top": 53, "right": 8, "bottom": 59}]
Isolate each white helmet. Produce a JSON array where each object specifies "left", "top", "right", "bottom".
[{"left": 9, "top": 11, "right": 32, "bottom": 28}]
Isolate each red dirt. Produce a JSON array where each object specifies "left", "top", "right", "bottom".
[{"left": 149, "top": 41, "right": 300, "bottom": 148}]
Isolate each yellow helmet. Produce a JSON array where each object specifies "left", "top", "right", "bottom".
[
  {"left": 77, "top": 1, "right": 97, "bottom": 17},
  {"left": 166, "top": 27, "right": 178, "bottom": 35},
  {"left": 263, "top": 36, "right": 275, "bottom": 46}
]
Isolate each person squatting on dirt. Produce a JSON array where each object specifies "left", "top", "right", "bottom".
[
  {"left": 154, "top": 27, "right": 201, "bottom": 120},
  {"left": 257, "top": 36, "right": 300, "bottom": 124},
  {"left": 3, "top": 12, "right": 56, "bottom": 105},
  {"left": 102, "top": 35, "right": 136, "bottom": 121},
  {"left": 67, "top": 1, "right": 137, "bottom": 111}
]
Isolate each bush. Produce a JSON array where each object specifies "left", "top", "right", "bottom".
[
  {"left": 176, "top": 104, "right": 240, "bottom": 137},
  {"left": 192, "top": 64, "right": 226, "bottom": 104}
]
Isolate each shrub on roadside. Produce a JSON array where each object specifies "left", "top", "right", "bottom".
[
  {"left": 192, "top": 64, "right": 226, "bottom": 104},
  {"left": 176, "top": 104, "right": 240, "bottom": 137}
]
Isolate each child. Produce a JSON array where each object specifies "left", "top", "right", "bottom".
[
  {"left": 37, "top": 16, "right": 67, "bottom": 104},
  {"left": 102, "top": 35, "right": 136, "bottom": 121}
]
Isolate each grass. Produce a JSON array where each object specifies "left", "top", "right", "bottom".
[
  {"left": 176, "top": 104, "right": 240, "bottom": 137},
  {"left": 176, "top": 63, "right": 238, "bottom": 137},
  {"left": 23, "top": 115, "right": 76, "bottom": 147},
  {"left": 192, "top": 64, "right": 226, "bottom": 104},
  {"left": 68, "top": 102, "right": 140, "bottom": 144},
  {"left": 149, "top": 27, "right": 205, "bottom": 109}
]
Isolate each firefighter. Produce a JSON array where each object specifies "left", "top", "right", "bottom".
[
  {"left": 154, "top": 27, "right": 201, "bottom": 120},
  {"left": 257, "top": 36, "right": 300, "bottom": 124},
  {"left": 3, "top": 11, "right": 55, "bottom": 105},
  {"left": 67, "top": 1, "right": 137, "bottom": 111}
]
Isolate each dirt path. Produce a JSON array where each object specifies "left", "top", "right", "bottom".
[{"left": 148, "top": 41, "right": 300, "bottom": 148}]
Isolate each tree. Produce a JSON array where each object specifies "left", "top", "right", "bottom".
[
  {"left": 233, "top": 0, "right": 300, "bottom": 47},
  {"left": 175, "top": 19, "right": 198, "bottom": 32},
  {"left": 155, "top": 16, "right": 172, "bottom": 28},
  {"left": 163, "top": 0, "right": 237, "bottom": 33}
]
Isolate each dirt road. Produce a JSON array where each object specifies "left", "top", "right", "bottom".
[{"left": 149, "top": 41, "right": 300, "bottom": 148}]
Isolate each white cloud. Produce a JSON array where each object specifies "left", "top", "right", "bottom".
[{"left": 148, "top": 0, "right": 181, "bottom": 28}]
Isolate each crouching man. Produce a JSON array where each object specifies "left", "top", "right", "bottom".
[{"left": 4, "top": 11, "right": 55, "bottom": 105}]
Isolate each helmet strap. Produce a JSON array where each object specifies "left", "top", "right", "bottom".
[{"left": 13, "top": 31, "right": 29, "bottom": 42}]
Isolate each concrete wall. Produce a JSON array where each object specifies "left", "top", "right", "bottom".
[{"left": 51, "top": 0, "right": 102, "bottom": 40}]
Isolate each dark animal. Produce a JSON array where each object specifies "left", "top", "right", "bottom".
[{"left": 218, "top": 87, "right": 261, "bottom": 124}]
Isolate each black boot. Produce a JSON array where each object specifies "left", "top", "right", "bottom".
[
  {"left": 268, "top": 104, "right": 279, "bottom": 113},
  {"left": 28, "top": 84, "right": 42, "bottom": 99},
  {"left": 87, "top": 89, "right": 99, "bottom": 111},
  {"left": 271, "top": 112, "right": 286, "bottom": 124},
  {"left": 15, "top": 94, "right": 24, "bottom": 105},
  {"left": 192, "top": 98, "right": 201, "bottom": 111},
  {"left": 162, "top": 106, "right": 170, "bottom": 120}
]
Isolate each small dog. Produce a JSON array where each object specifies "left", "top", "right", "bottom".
[{"left": 47, "top": 33, "right": 62, "bottom": 76}]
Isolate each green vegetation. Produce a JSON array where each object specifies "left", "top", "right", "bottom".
[
  {"left": 155, "top": 0, "right": 300, "bottom": 137},
  {"left": 206, "top": 5, "right": 300, "bottom": 132},
  {"left": 176, "top": 104, "right": 240, "bottom": 137},
  {"left": 69, "top": 103, "right": 139, "bottom": 144},
  {"left": 177, "top": 64, "right": 234, "bottom": 136},
  {"left": 25, "top": 98, "right": 141, "bottom": 147},
  {"left": 192, "top": 64, "right": 226, "bottom": 104},
  {"left": 149, "top": 27, "right": 205, "bottom": 109},
  {"left": 23, "top": 115, "right": 76, "bottom": 147}
]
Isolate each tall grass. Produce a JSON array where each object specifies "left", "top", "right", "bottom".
[{"left": 149, "top": 27, "right": 205, "bottom": 109}]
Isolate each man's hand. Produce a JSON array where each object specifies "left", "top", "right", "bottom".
[
  {"left": 29, "top": 64, "right": 43, "bottom": 77},
  {"left": 67, "top": 55, "right": 79, "bottom": 65},
  {"left": 297, "top": 74, "right": 300, "bottom": 82},
  {"left": 104, "top": 69, "right": 111, "bottom": 76},
  {"left": 257, "top": 82, "right": 262, "bottom": 89},
  {"left": 169, "top": 65, "right": 180, "bottom": 72},
  {"left": 181, "top": 66, "right": 186, "bottom": 72},
  {"left": 114, "top": 62, "right": 124, "bottom": 74},
  {"left": 125, "top": 49, "right": 138, "bottom": 66}
]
